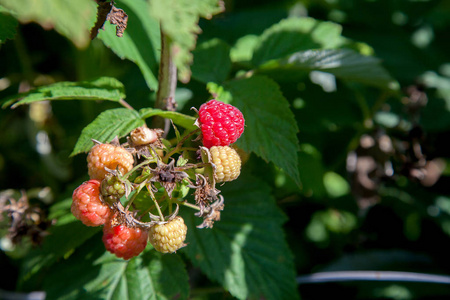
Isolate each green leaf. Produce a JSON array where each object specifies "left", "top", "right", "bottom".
[
  {"left": 0, "top": 0, "right": 96, "bottom": 48},
  {"left": 182, "top": 175, "right": 299, "bottom": 300},
  {"left": 147, "top": 252, "right": 190, "bottom": 299},
  {"left": 192, "top": 38, "right": 231, "bottom": 84},
  {"left": 208, "top": 76, "right": 301, "bottom": 186},
  {"left": 98, "top": 0, "right": 160, "bottom": 91},
  {"left": 71, "top": 108, "right": 144, "bottom": 156},
  {"left": 298, "top": 143, "right": 326, "bottom": 198},
  {"left": 252, "top": 17, "right": 345, "bottom": 66},
  {"left": 139, "top": 108, "right": 197, "bottom": 131},
  {"left": 2, "top": 77, "right": 126, "bottom": 108},
  {"left": 259, "top": 48, "right": 398, "bottom": 90},
  {"left": 148, "top": 0, "right": 224, "bottom": 82},
  {"left": 19, "top": 212, "right": 101, "bottom": 289},
  {"left": 42, "top": 237, "right": 189, "bottom": 300},
  {"left": 230, "top": 35, "right": 259, "bottom": 63},
  {"left": 0, "top": 5, "right": 18, "bottom": 44}
]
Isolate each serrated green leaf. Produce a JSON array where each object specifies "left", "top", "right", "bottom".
[
  {"left": 148, "top": 0, "right": 224, "bottom": 82},
  {"left": 42, "top": 237, "right": 189, "bottom": 300},
  {"left": 139, "top": 108, "right": 197, "bottom": 131},
  {"left": 0, "top": 0, "right": 96, "bottom": 48},
  {"left": 192, "top": 38, "right": 231, "bottom": 84},
  {"left": 1, "top": 77, "right": 126, "bottom": 108},
  {"left": 182, "top": 175, "right": 299, "bottom": 300},
  {"left": 147, "top": 252, "right": 190, "bottom": 300},
  {"left": 259, "top": 48, "right": 398, "bottom": 90},
  {"left": 0, "top": 6, "right": 18, "bottom": 44},
  {"left": 208, "top": 76, "right": 301, "bottom": 186},
  {"left": 71, "top": 108, "right": 144, "bottom": 156},
  {"left": 252, "top": 17, "right": 345, "bottom": 66},
  {"left": 98, "top": 0, "right": 160, "bottom": 91}
]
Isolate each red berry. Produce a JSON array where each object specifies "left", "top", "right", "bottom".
[
  {"left": 198, "top": 99, "right": 245, "bottom": 148},
  {"left": 102, "top": 219, "right": 149, "bottom": 260},
  {"left": 87, "top": 143, "right": 134, "bottom": 180},
  {"left": 71, "top": 180, "right": 112, "bottom": 227}
]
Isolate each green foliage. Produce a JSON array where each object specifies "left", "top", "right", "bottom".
[
  {"left": 71, "top": 108, "right": 144, "bottom": 156},
  {"left": 2, "top": 77, "right": 126, "bottom": 108},
  {"left": 0, "top": 5, "right": 17, "bottom": 44},
  {"left": 98, "top": 0, "right": 160, "bottom": 91},
  {"left": 148, "top": 0, "right": 224, "bottom": 82},
  {"left": 42, "top": 238, "right": 189, "bottom": 300},
  {"left": 139, "top": 108, "right": 197, "bottom": 131},
  {"left": 1, "top": 0, "right": 450, "bottom": 299},
  {"left": 251, "top": 17, "right": 346, "bottom": 66},
  {"left": 208, "top": 76, "right": 301, "bottom": 186},
  {"left": 182, "top": 175, "right": 298, "bottom": 300},
  {"left": 259, "top": 48, "right": 398, "bottom": 90},
  {"left": 0, "top": 0, "right": 96, "bottom": 48},
  {"left": 192, "top": 38, "right": 232, "bottom": 84}
]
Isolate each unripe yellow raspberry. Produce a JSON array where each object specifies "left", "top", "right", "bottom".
[
  {"left": 87, "top": 143, "right": 134, "bottom": 180},
  {"left": 210, "top": 146, "right": 241, "bottom": 183},
  {"left": 149, "top": 216, "right": 187, "bottom": 253}
]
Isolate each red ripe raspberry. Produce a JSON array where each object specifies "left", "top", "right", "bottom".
[
  {"left": 102, "top": 219, "right": 149, "bottom": 260},
  {"left": 71, "top": 180, "right": 112, "bottom": 227},
  {"left": 198, "top": 99, "right": 245, "bottom": 148},
  {"left": 87, "top": 143, "right": 134, "bottom": 180}
]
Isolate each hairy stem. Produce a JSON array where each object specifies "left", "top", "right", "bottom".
[{"left": 153, "top": 25, "right": 177, "bottom": 134}]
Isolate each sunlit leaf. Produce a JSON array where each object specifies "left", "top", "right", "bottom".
[
  {"left": 0, "top": 0, "right": 96, "bottom": 48},
  {"left": 98, "top": 0, "right": 160, "bottom": 91},
  {"left": 182, "top": 175, "right": 299, "bottom": 300},
  {"left": 252, "top": 17, "right": 345, "bottom": 66},
  {"left": 148, "top": 0, "right": 224, "bottom": 82},
  {"left": 2, "top": 77, "right": 126, "bottom": 108},
  {"left": 139, "top": 108, "right": 197, "bottom": 131},
  {"left": 209, "top": 76, "right": 301, "bottom": 186},
  {"left": 71, "top": 108, "right": 144, "bottom": 156},
  {"left": 259, "top": 48, "right": 398, "bottom": 90}
]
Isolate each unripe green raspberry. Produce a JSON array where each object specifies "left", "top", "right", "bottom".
[
  {"left": 149, "top": 216, "right": 187, "bottom": 253},
  {"left": 101, "top": 174, "right": 126, "bottom": 204},
  {"left": 210, "top": 146, "right": 241, "bottom": 183}
]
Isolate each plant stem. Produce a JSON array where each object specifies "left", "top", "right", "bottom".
[
  {"left": 173, "top": 199, "right": 201, "bottom": 211},
  {"left": 125, "top": 182, "right": 146, "bottom": 211},
  {"left": 147, "top": 185, "right": 165, "bottom": 220},
  {"left": 163, "top": 128, "right": 200, "bottom": 161},
  {"left": 153, "top": 25, "right": 177, "bottom": 134},
  {"left": 119, "top": 98, "right": 135, "bottom": 110}
]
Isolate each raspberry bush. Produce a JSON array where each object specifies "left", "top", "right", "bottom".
[{"left": 2, "top": 1, "right": 450, "bottom": 300}]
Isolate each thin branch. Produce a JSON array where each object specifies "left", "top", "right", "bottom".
[
  {"left": 119, "top": 99, "right": 135, "bottom": 110},
  {"left": 296, "top": 271, "right": 450, "bottom": 285}
]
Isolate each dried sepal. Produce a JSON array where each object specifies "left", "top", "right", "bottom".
[{"left": 195, "top": 196, "right": 224, "bottom": 229}]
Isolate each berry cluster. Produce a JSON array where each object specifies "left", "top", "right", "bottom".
[{"left": 71, "top": 100, "right": 245, "bottom": 259}]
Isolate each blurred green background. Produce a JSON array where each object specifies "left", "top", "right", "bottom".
[{"left": 1, "top": 0, "right": 450, "bottom": 299}]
